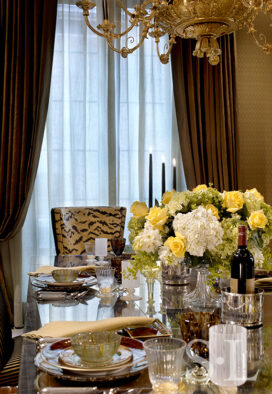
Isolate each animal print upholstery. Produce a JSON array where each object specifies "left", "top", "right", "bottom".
[
  {"left": 0, "top": 284, "right": 13, "bottom": 373},
  {"left": 51, "top": 207, "right": 127, "bottom": 255},
  {"left": 0, "top": 283, "right": 20, "bottom": 387}
]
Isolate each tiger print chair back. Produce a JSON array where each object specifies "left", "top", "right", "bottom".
[
  {"left": 51, "top": 206, "right": 127, "bottom": 255},
  {"left": 0, "top": 283, "right": 21, "bottom": 387}
]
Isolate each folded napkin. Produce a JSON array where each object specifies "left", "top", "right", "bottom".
[
  {"left": 23, "top": 316, "right": 155, "bottom": 340},
  {"left": 28, "top": 265, "right": 96, "bottom": 277}
]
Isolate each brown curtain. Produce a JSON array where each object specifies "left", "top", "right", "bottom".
[
  {"left": 0, "top": 0, "right": 58, "bottom": 320},
  {"left": 171, "top": 35, "right": 238, "bottom": 192}
]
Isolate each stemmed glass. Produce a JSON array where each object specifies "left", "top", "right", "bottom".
[
  {"left": 110, "top": 238, "right": 126, "bottom": 256},
  {"left": 121, "top": 260, "right": 142, "bottom": 302},
  {"left": 110, "top": 238, "right": 126, "bottom": 283}
]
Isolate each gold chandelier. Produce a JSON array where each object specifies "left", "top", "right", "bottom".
[{"left": 76, "top": 0, "right": 272, "bottom": 65}]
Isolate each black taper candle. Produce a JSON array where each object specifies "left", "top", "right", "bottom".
[
  {"left": 149, "top": 152, "right": 153, "bottom": 208},
  {"left": 162, "top": 160, "right": 165, "bottom": 196},
  {"left": 173, "top": 158, "right": 177, "bottom": 190}
]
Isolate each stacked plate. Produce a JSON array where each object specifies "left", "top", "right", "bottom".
[
  {"left": 32, "top": 274, "right": 97, "bottom": 292},
  {"left": 35, "top": 337, "right": 147, "bottom": 383},
  {"left": 255, "top": 277, "right": 272, "bottom": 292}
]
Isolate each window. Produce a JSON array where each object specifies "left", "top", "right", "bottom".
[{"left": 21, "top": 1, "right": 185, "bottom": 301}]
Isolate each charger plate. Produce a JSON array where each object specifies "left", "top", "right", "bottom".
[
  {"left": 34, "top": 337, "right": 147, "bottom": 382},
  {"left": 50, "top": 345, "right": 133, "bottom": 372},
  {"left": 32, "top": 275, "right": 97, "bottom": 292}
]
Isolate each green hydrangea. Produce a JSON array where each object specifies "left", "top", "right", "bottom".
[
  {"left": 128, "top": 217, "right": 145, "bottom": 245},
  {"left": 125, "top": 251, "right": 159, "bottom": 279}
]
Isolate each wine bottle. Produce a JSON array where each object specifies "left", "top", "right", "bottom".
[{"left": 230, "top": 225, "right": 255, "bottom": 294}]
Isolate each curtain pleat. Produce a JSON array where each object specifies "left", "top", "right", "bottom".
[
  {"left": 171, "top": 35, "right": 238, "bottom": 191},
  {"left": 0, "top": 0, "right": 58, "bottom": 321}
]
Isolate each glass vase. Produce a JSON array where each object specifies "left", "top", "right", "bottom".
[
  {"left": 142, "top": 266, "right": 160, "bottom": 317},
  {"left": 161, "top": 260, "right": 191, "bottom": 285},
  {"left": 183, "top": 266, "right": 220, "bottom": 312}
]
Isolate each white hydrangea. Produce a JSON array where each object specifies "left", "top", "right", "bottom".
[
  {"left": 132, "top": 221, "right": 162, "bottom": 254},
  {"left": 173, "top": 206, "right": 223, "bottom": 257}
]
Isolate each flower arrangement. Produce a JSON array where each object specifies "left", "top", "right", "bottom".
[{"left": 128, "top": 185, "right": 272, "bottom": 278}]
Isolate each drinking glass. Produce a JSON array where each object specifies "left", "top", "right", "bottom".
[
  {"left": 143, "top": 337, "right": 186, "bottom": 393},
  {"left": 95, "top": 267, "right": 116, "bottom": 296},
  {"left": 110, "top": 237, "right": 126, "bottom": 256},
  {"left": 209, "top": 324, "right": 247, "bottom": 387},
  {"left": 84, "top": 241, "right": 96, "bottom": 261}
]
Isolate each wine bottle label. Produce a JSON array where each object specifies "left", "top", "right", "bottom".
[
  {"left": 230, "top": 278, "right": 238, "bottom": 293},
  {"left": 245, "top": 278, "right": 255, "bottom": 294},
  {"left": 230, "top": 278, "right": 255, "bottom": 294}
]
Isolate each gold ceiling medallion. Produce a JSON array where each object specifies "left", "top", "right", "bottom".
[{"left": 76, "top": 0, "right": 272, "bottom": 65}]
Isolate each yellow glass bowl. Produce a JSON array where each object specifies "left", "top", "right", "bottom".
[
  {"left": 51, "top": 269, "right": 79, "bottom": 283},
  {"left": 71, "top": 331, "right": 121, "bottom": 364}
]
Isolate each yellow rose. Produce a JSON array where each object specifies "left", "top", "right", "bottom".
[
  {"left": 164, "top": 232, "right": 186, "bottom": 258},
  {"left": 246, "top": 188, "right": 264, "bottom": 202},
  {"left": 146, "top": 206, "right": 168, "bottom": 230},
  {"left": 162, "top": 190, "right": 174, "bottom": 205},
  {"left": 130, "top": 201, "right": 149, "bottom": 219},
  {"left": 193, "top": 184, "right": 208, "bottom": 192},
  {"left": 248, "top": 210, "right": 268, "bottom": 230},
  {"left": 205, "top": 204, "right": 219, "bottom": 219},
  {"left": 223, "top": 191, "right": 244, "bottom": 213}
]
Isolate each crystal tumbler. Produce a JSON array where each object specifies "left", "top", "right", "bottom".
[
  {"left": 143, "top": 337, "right": 186, "bottom": 393},
  {"left": 95, "top": 267, "right": 115, "bottom": 296}
]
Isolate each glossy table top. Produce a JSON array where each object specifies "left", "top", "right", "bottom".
[{"left": 18, "top": 256, "right": 272, "bottom": 393}]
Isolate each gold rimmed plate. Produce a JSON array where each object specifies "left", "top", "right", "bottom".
[
  {"left": 35, "top": 337, "right": 147, "bottom": 382},
  {"left": 32, "top": 275, "right": 97, "bottom": 292},
  {"left": 57, "top": 345, "right": 133, "bottom": 371}
]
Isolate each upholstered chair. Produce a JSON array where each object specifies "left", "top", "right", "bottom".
[
  {"left": 51, "top": 206, "right": 127, "bottom": 255},
  {"left": 0, "top": 285, "right": 21, "bottom": 388}
]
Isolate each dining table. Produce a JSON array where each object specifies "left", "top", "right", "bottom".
[{"left": 18, "top": 255, "right": 272, "bottom": 393}]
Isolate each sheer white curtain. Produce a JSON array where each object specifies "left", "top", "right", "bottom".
[{"left": 21, "top": 1, "right": 186, "bottom": 301}]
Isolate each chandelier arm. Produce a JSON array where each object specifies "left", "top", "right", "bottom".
[
  {"left": 106, "top": 34, "right": 147, "bottom": 56},
  {"left": 84, "top": 15, "right": 106, "bottom": 38},
  {"left": 155, "top": 37, "right": 174, "bottom": 64},
  {"left": 117, "top": 0, "right": 133, "bottom": 17},
  {"left": 251, "top": 30, "right": 272, "bottom": 54},
  {"left": 107, "top": 22, "right": 137, "bottom": 39},
  {"left": 107, "top": 8, "right": 157, "bottom": 39},
  {"left": 142, "top": 0, "right": 155, "bottom": 7},
  {"left": 116, "top": 0, "right": 155, "bottom": 17}
]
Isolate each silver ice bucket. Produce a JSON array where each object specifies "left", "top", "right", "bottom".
[{"left": 221, "top": 288, "right": 264, "bottom": 328}]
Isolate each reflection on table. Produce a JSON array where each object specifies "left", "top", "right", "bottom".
[{"left": 18, "top": 255, "right": 272, "bottom": 394}]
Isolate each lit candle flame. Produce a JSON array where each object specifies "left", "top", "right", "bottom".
[
  {"left": 162, "top": 155, "right": 165, "bottom": 163},
  {"left": 172, "top": 158, "right": 176, "bottom": 166},
  {"left": 149, "top": 147, "right": 152, "bottom": 154}
]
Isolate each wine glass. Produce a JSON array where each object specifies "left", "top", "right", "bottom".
[{"left": 110, "top": 238, "right": 126, "bottom": 256}]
